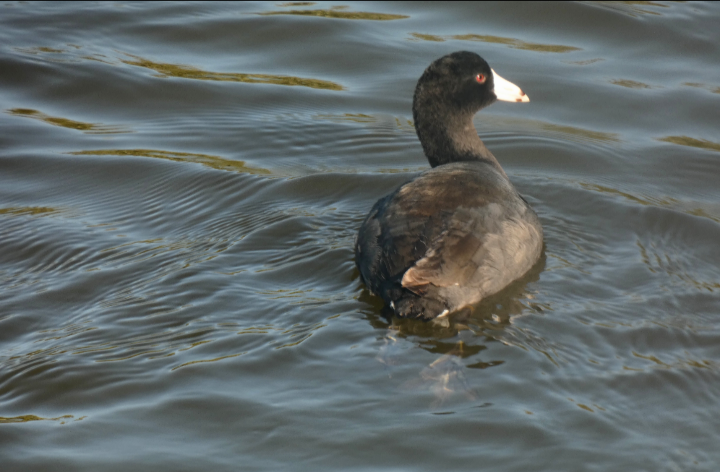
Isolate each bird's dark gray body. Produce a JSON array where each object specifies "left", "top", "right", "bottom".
[
  {"left": 354, "top": 51, "right": 543, "bottom": 319},
  {"left": 355, "top": 161, "right": 542, "bottom": 319}
]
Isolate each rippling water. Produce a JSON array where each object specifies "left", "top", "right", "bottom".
[{"left": 1, "top": 2, "right": 719, "bottom": 470}]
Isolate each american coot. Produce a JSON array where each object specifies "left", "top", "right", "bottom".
[{"left": 355, "top": 51, "right": 543, "bottom": 320}]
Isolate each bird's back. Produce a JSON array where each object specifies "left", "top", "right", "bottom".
[{"left": 355, "top": 161, "right": 542, "bottom": 319}]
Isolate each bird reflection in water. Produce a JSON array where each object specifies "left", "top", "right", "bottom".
[
  {"left": 375, "top": 318, "right": 481, "bottom": 408},
  {"left": 413, "top": 341, "right": 479, "bottom": 408},
  {"left": 368, "top": 257, "right": 545, "bottom": 407}
]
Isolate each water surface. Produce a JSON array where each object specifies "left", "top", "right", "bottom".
[{"left": 1, "top": 2, "right": 720, "bottom": 471}]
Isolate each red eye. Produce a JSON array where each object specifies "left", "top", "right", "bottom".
[{"left": 475, "top": 74, "right": 486, "bottom": 84}]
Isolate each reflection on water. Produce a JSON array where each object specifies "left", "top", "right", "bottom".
[
  {"left": 537, "top": 122, "right": 620, "bottom": 143},
  {"left": 121, "top": 54, "right": 344, "bottom": 91},
  {"left": 410, "top": 343, "right": 479, "bottom": 408},
  {"left": 477, "top": 115, "right": 620, "bottom": 144},
  {"left": 14, "top": 45, "right": 85, "bottom": 63},
  {"left": 659, "top": 136, "right": 720, "bottom": 153},
  {"left": 259, "top": 8, "right": 409, "bottom": 21},
  {"left": 0, "top": 206, "right": 61, "bottom": 217},
  {"left": 576, "top": 181, "right": 720, "bottom": 223},
  {"left": 15, "top": 44, "right": 116, "bottom": 66},
  {"left": 69, "top": 149, "right": 272, "bottom": 174},
  {"left": 632, "top": 351, "right": 717, "bottom": 371},
  {"left": 683, "top": 82, "right": 720, "bottom": 94},
  {"left": 636, "top": 239, "right": 720, "bottom": 292},
  {"left": 370, "top": 256, "right": 546, "bottom": 406},
  {"left": 591, "top": 0, "right": 670, "bottom": 17},
  {"left": 410, "top": 33, "right": 581, "bottom": 53},
  {"left": 609, "top": 79, "right": 655, "bottom": 89},
  {"left": 376, "top": 329, "right": 484, "bottom": 406},
  {"left": 0, "top": 414, "right": 82, "bottom": 424},
  {"left": 313, "top": 113, "right": 415, "bottom": 132},
  {"left": 171, "top": 351, "right": 247, "bottom": 371},
  {"left": 566, "top": 398, "right": 603, "bottom": 413},
  {"left": 277, "top": 2, "right": 317, "bottom": 6},
  {"left": 313, "top": 113, "right": 377, "bottom": 124},
  {"left": 16, "top": 46, "right": 66, "bottom": 54},
  {"left": 579, "top": 182, "right": 678, "bottom": 207},
  {"left": 565, "top": 58, "right": 605, "bottom": 66},
  {"left": 14, "top": 45, "right": 347, "bottom": 92},
  {"left": 453, "top": 34, "right": 581, "bottom": 53},
  {"left": 8, "top": 108, "right": 130, "bottom": 134}
]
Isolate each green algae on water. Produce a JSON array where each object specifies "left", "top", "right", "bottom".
[
  {"left": 69, "top": 149, "right": 272, "bottom": 175},
  {"left": 259, "top": 9, "right": 408, "bottom": 20},
  {"left": 659, "top": 136, "right": 720, "bottom": 153},
  {"left": 121, "top": 54, "right": 344, "bottom": 91},
  {"left": 8, "top": 108, "right": 129, "bottom": 134}
]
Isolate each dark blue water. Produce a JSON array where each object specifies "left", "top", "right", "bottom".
[{"left": 1, "top": 2, "right": 719, "bottom": 471}]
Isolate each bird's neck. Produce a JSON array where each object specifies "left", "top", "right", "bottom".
[{"left": 413, "top": 108, "right": 507, "bottom": 178}]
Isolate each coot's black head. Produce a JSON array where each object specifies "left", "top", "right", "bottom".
[
  {"left": 412, "top": 51, "right": 529, "bottom": 168},
  {"left": 413, "top": 51, "right": 528, "bottom": 119}
]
